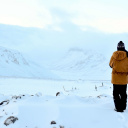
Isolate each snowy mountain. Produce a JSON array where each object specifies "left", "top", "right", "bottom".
[
  {"left": 0, "top": 46, "right": 58, "bottom": 79},
  {"left": 51, "top": 48, "right": 111, "bottom": 80},
  {"left": 0, "top": 23, "right": 128, "bottom": 66}
]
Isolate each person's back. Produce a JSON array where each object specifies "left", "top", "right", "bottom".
[
  {"left": 109, "top": 41, "right": 128, "bottom": 112},
  {"left": 110, "top": 50, "right": 128, "bottom": 84}
]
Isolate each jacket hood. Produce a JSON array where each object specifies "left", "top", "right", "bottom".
[{"left": 113, "top": 51, "right": 127, "bottom": 61}]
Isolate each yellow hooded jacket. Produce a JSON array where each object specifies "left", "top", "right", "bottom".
[{"left": 109, "top": 51, "right": 128, "bottom": 85}]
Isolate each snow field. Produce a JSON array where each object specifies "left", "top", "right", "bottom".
[
  {"left": 0, "top": 78, "right": 111, "bottom": 96},
  {"left": 0, "top": 78, "right": 128, "bottom": 128}
]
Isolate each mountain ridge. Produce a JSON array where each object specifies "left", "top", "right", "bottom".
[
  {"left": 51, "top": 48, "right": 111, "bottom": 80},
  {"left": 0, "top": 46, "right": 58, "bottom": 79}
]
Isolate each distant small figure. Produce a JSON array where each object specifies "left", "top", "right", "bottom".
[{"left": 109, "top": 41, "right": 128, "bottom": 112}]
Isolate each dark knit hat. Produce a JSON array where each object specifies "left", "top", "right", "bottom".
[{"left": 117, "top": 41, "right": 125, "bottom": 48}]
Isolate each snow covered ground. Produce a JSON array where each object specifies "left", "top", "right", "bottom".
[
  {"left": 0, "top": 45, "right": 126, "bottom": 128},
  {"left": 0, "top": 78, "right": 128, "bottom": 128}
]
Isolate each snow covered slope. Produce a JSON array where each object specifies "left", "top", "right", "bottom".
[
  {"left": 51, "top": 48, "right": 111, "bottom": 80},
  {"left": 0, "top": 46, "right": 58, "bottom": 79}
]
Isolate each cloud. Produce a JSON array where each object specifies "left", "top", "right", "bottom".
[
  {"left": 69, "top": 0, "right": 128, "bottom": 33},
  {"left": 0, "top": 0, "right": 52, "bottom": 28},
  {"left": 72, "top": 18, "right": 128, "bottom": 33},
  {"left": 43, "top": 0, "right": 128, "bottom": 33},
  {"left": 0, "top": 0, "right": 128, "bottom": 33}
]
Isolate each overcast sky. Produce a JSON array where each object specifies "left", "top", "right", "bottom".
[
  {"left": 0, "top": 0, "right": 128, "bottom": 33},
  {"left": 0, "top": 0, "right": 128, "bottom": 64}
]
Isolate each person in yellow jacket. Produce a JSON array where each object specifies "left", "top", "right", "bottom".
[{"left": 109, "top": 41, "right": 128, "bottom": 112}]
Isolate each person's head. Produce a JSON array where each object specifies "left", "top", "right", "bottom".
[{"left": 117, "top": 41, "right": 125, "bottom": 51}]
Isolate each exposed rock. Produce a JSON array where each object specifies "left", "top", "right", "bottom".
[
  {"left": 12, "top": 95, "right": 21, "bottom": 99},
  {"left": 0, "top": 100, "right": 9, "bottom": 106},
  {"left": 4, "top": 116, "right": 18, "bottom": 126},
  {"left": 60, "top": 125, "right": 64, "bottom": 128},
  {"left": 56, "top": 92, "right": 64, "bottom": 96},
  {"left": 35, "top": 92, "right": 42, "bottom": 97},
  {"left": 51, "top": 121, "right": 56, "bottom": 125},
  {"left": 56, "top": 92, "right": 60, "bottom": 96},
  {"left": 97, "top": 95, "right": 101, "bottom": 98}
]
